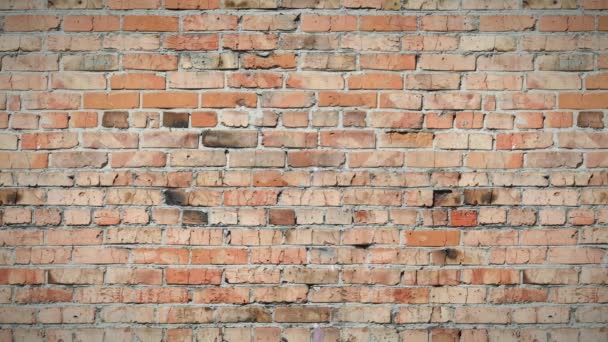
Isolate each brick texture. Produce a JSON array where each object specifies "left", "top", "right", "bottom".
[{"left": 0, "top": 0, "right": 607, "bottom": 341}]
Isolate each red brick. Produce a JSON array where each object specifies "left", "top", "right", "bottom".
[
  {"left": 123, "top": 16, "right": 178, "bottom": 31},
  {"left": 301, "top": 15, "right": 357, "bottom": 32},
  {"left": 84, "top": 92, "right": 139, "bottom": 109},
  {"left": 223, "top": 34, "right": 278, "bottom": 50},
  {"left": 0, "top": 2, "right": 605, "bottom": 333},
  {"left": 201, "top": 92, "right": 257, "bottom": 108},
  {"left": 228, "top": 72, "right": 282, "bottom": 88},
  {"left": 165, "top": 0, "right": 219, "bottom": 9},
  {"left": 360, "top": 15, "right": 417, "bottom": 31},
  {"left": 163, "top": 34, "right": 219, "bottom": 50},
  {"left": 122, "top": 53, "right": 177, "bottom": 70},
  {"left": 4, "top": 15, "right": 60, "bottom": 32},
  {"left": 142, "top": 92, "right": 198, "bottom": 108},
  {"left": 111, "top": 73, "right": 165, "bottom": 90},
  {"left": 480, "top": 16, "right": 535, "bottom": 31}
]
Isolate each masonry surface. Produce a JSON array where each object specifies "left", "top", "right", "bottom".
[{"left": 0, "top": 0, "right": 607, "bottom": 341}]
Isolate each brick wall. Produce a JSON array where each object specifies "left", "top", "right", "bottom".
[{"left": 0, "top": 0, "right": 607, "bottom": 340}]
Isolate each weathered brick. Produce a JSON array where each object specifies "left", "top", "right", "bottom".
[
  {"left": 202, "top": 130, "right": 258, "bottom": 148},
  {"left": 1, "top": 2, "right": 604, "bottom": 335}
]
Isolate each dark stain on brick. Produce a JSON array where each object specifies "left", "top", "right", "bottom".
[
  {"left": 182, "top": 210, "right": 208, "bottom": 225},
  {"left": 0, "top": 190, "right": 18, "bottom": 205},
  {"left": 577, "top": 111, "right": 604, "bottom": 129},
  {"left": 164, "top": 190, "right": 188, "bottom": 206},
  {"left": 247, "top": 307, "right": 272, "bottom": 323},
  {"left": 443, "top": 248, "right": 458, "bottom": 259},
  {"left": 202, "top": 130, "right": 258, "bottom": 148},
  {"left": 223, "top": 0, "right": 238, "bottom": 8},
  {"left": 463, "top": 189, "right": 493, "bottom": 205},
  {"left": 433, "top": 189, "right": 457, "bottom": 206},
  {"left": 102, "top": 111, "right": 129, "bottom": 128},
  {"left": 163, "top": 112, "right": 189, "bottom": 128}
]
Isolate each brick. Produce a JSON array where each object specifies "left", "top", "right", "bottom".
[
  {"left": 496, "top": 132, "right": 553, "bottom": 150},
  {"left": 402, "top": 35, "right": 459, "bottom": 51},
  {"left": 262, "top": 131, "right": 317, "bottom": 148},
  {"left": 0, "top": 1, "right": 605, "bottom": 334},
  {"left": 169, "top": 72, "right": 224, "bottom": 89},
  {"left": 348, "top": 73, "right": 403, "bottom": 90},
  {"left": 288, "top": 151, "right": 345, "bottom": 167},
  {"left": 301, "top": 15, "right": 356, "bottom": 32},
  {"left": 22, "top": 93, "right": 81, "bottom": 110},
  {"left": 0, "top": 0, "right": 45, "bottom": 9},
  {"left": 4, "top": 15, "right": 60, "bottom": 32},
  {"left": 499, "top": 93, "right": 555, "bottom": 110},
  {"left": 360, "top": 54, "right": 416, "bottom": 71},
  {"left": 10, "top": 114, "right": 39, "bottom": 130},
  {"left": 460, "top": 35, "right": 516, "bottom": 51},
  {"left": 560, "top": 132, "right": 608, "bottom": 149},
  {"left": 111, "top": 73, "right": 165, "bottom": 90},
  {"left": 62, "top": 54, "right": 118, "bottom": 71},
  {"left": 480, "top": 16, "right": 535, "bottom": 31},
  {"left": 407, "top": 73, "right": 460, "bottom": 90},
  {"left": 111, "top": 151, "right": 166, "bottom": 168},
  {"left": 466, "top": 152, "right": 523, "bottom": 169},
  {"left": 84, "top": 93, "right": 139, "bottom": 109},
  {"left": 422, "top": 15, "right": 476, "bottom": 31},
  {"left": 527, "top": 72, "right": 581, "bottom": 90},
  {"left": 559, "top": 93, "right": 608, "bottom": 109},
  {"left": 578, "top": 111, "right": 604, "bottom": 128},
  {"left": 191, "top": 111, "right": 218, "bottom": 127},
  {"left": 320, "top": 130, "right": 375, "bottom": 148},
  {"left": 223, "top": 34, "right": 278, "bottom": 50},
  {"left": 201, "top": 92, "right": 257, "bottom": 108},
  {"left": 64, "top": 15, "right": 120, "bottom": 32},
  {"left": 282, "top": 34, "right": 339, "bottom": 50},
  {"left": 141, "top": 131, "right": 199, "bottom": 148},
  {"left": 52, "top": 72, "right": 106, "bottom": 90},
  {"left": 539, "top": 16, "right": 595, "bottom": 32},
  {"left": 202, "top": 130, "right": 258, "bottom": 148},
  {"left": 275, "top": 307, "right": 330, "bottom": 323},
  {"left": 243, "top": 53, "right": 296, "bottom": 69},
  {"left": 241, "top": 14, "right": 298, "bottom": 31},
  {"left": 587, "top": 74, "right": 608, "bottom": 90},
  {"left": 287, "top": 73, "right": 343, "bottom": 89},
  {"left": 123, "top": 16, "right": 178, "bottom": 32},
  {"left": 538, "top": 54, "right": 594, "bottom": 71},
  {"left": 164, "top": 34, "right": 219, "bottom": 51},
  {"left": 82, "top": 132, "right": 138, "bottom": 149},
  {"left": 478, "top": 55, "right": 534, "bottom": 71},
  {"left": 360, "top": 15, "right": 417, "bottom": 31},
  {"left": 230, "top": 150, "right": 284, "bottom": 167},
  {"left": 50, "top": 152, "right": 107, "bottom": 168},
  {"left": 142, "top": 92, "right": 198, "bottom": 108},
  {"left": 163, "top": 0, "right": 217, "bottom": 8},
  {"left": 261, "top": 91, "right": 314, "bottom": 108},
  {"left": 340, "top": 34, "right": 400, "bottom": 51},
  {"left": 526, "top": 152, "right": 583, "bottom": 168},
  {"left": 302, "top": 54, "right": 355, "bottom": 71},
  {"left": 123, "top": 53, "right": 177, "bottom": 70},
  {"left": 419, "top": 55, "right": 475, "bottom": 71},
  {"left": 103, "top": 34, "right": 160, "bottom": 50},
  {"left": 228, "top": 72, "right": 282, "bottom": 89}
]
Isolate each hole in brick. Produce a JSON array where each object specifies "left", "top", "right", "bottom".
[{"left": 443, "top": 248, "right": 458, "bottom": 259}]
